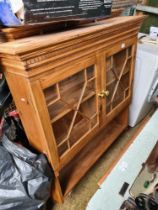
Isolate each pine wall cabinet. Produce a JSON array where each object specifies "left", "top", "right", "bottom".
[{"left": 0, "top": 16, "right": 144, "bottom": 202}]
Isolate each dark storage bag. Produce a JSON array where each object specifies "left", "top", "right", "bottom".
[
  {"left": 0, "top": 73, "right": 9, "bottom": 93},
  {"left": 0, "top": 73, "right": 12, "bottom": 116},
  {"left": 0, "top": 135, "right": 52, "bottom": 210}
]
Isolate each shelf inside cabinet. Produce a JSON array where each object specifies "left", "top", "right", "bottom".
[
  {"left": 52, "top": 95, "right": 99, "bottom": 157},
  {"left": 44, "top": 68, "right": 97, "bottom": 123},
  {"left": 49, "top": 90, "right": 96, "bottom": 123},
  {"left": 56, "top": 117, "right": 91, "bottom": 157},
  {"left": 105, "top": 46, "right": 132, "bottom": 115},
  {"left": 59, "top": 110, "right": 128, "bottom": 196},
  {"left": 106, "top": 69, "right": 130, "bottom": 87},
  {"left": 106, "top": 59, "right": 131, "bottom": 85}
]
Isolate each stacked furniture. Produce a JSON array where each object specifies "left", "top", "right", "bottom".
[
  {"left": 0, "top": 9, "right": 123, "bottom": 43},
  {"left": 0, "top": 16, "right": 144, "bottom": 202}
]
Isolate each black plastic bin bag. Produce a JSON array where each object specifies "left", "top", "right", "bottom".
[{"left": 0, "top": 135, "right": 52, "bottom": 210}]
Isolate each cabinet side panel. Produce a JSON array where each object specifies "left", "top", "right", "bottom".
[
  {"left": 4, "top": 72, "right": 60, "bottom": 169},
  {"left": 4, "top": 72, "right": 64, "bottom": 202},
  {"left": 30, "top": 81, "right": 60, "bottom": 171},
  {"left": 4, "top": 72, "right": 44, "bottom": 152}
]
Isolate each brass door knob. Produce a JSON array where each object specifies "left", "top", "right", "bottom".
[
  {"left": 103, "top": 90, "right": 110, "bottom": 97},
  {"left": 98, "top": 92, "right": 105, "bottom": 98},
  {"left": 98, "top": 90, "right": 110, "bottom": 98}
]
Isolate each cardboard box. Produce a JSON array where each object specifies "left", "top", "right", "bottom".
[{"left": 0, "top": 0, "right": 112, "bottom": 26}]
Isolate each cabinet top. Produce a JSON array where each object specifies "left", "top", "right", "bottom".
[{"left": 0, "top": 16, "right": 145, "bottom": 56}]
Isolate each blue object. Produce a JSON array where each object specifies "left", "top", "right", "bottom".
[{"left": 0, "top": 0, "right": 21, "bottom": 26}]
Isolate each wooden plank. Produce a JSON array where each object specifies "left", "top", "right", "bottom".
[
  {"left": 136, "top": 4, "right": 158, "bottom": 15},
  {"left": 0, "top": 20, "right": 89, "bottom": 42}
]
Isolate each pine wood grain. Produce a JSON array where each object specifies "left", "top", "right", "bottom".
[{"left": 0, "top": 16, "right": 145, "bottom": 202}]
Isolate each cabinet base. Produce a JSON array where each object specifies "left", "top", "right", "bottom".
[{"left": 53, "top": 108, "right": 129, "bottom": 202}]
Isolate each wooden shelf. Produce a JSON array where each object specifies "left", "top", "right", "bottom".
[
  {"left": 60, "top": 112, "right": 128, "bottom": 196},
  {"left": 54, "top": 98, "right": 98, "bottom": 156},
  {"left": 68, "top": 118, "right": 91, "bottom": 147},
  {"left": 50, "top": 100, "right": 71, "bottom": 123},
  {"left": 57, "top": 117, "right": 90, "bottom": 148},
  {"left": 57, "top": 117, "right": 91, "bottom": 157},
  {"left": 49, "top": 91, "right": 96, "bottom": 123},
  {"left": 106, "top": 69, "right": 130, "bottom": 86}
]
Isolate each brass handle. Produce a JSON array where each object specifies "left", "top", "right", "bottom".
[
  {"left": 98, "top": 92, "right": 105, "bottom": 98},
  {"left": 103, "top": 90, "right": 110, "bottom": 97},
  {"left": 98, "top": 90, "right": 110, "bottom": 98}
]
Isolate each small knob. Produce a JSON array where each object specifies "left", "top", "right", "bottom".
[
  {"left": 103, "top": 90, "right": 110, "bottom": 97},
  {"left": 98, "top": 92, "right": 105, "bottom": 98}
]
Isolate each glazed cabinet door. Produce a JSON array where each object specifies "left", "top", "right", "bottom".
[
  {"left": 101, "top": 43, "right": 135, "bottom": 123},
  {"left": 42, "top": 59, "right": 100, "bottom": 165}
]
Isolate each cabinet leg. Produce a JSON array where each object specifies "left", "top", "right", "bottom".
[{"left": 52, "top": 177, "right": 64, "bottom": 203}]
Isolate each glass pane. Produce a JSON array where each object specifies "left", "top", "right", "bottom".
[
  {"left": 48, "top": 100, "right": 71, "bottom": 122},
  {"left": 80, "top": 96, "right": 97, "bottom": 119},
  {"left": 44, "top": 64, "right": 98, "bottom": 157},
  {"left": 123, "top": 58, "right": 132, "bottom": 75},
  {"left": 106, "top": 69, "right": 117, "bottom": 85},
  {"left": 106, "top": 80, "right": 116, "bottom": 105},
  {"left": 82, "top": 79, "right": 96, "bottom": 103},
  {"left": 106, "top": 57, "right": 112, "bottom": 71},
  {"left": 112, "top": 84, "right": 124, "bottom": 109},
  {"left": 69, "top": 112, "right": 90, "bottom": 147},
  {"left": 44, "top": 85, "right": 58, "bottom": 105},
  {"left": 59, "top": 71, "right": 85, "bottom": 109},
  {"left": 120, "top": 73, "right": 130, "bottom": 91},
  {"left": 106, "top": 103, "right": 111, "bottom": 114},
  {"left": 69, "top": 96, "right": 98, "bottom": 147},
  {"left": 113, "top": 49, "right": 127, "bottom": 77},
  {"left": 105, "top": 47, "right": 132, "bottom": 115},
  {"left": 87, "top": 65, "right": 95, "bottom": 80},
  {"left": 58, "top": 142, "right": 68, "bottom": 157},
  {"left": 52, "top": 110, "right": 74, "bottom": 145}
]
